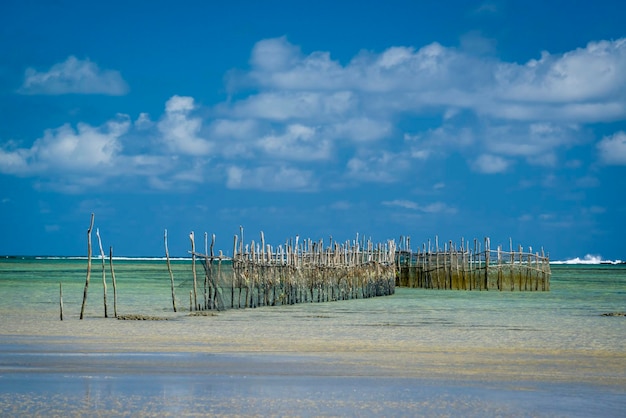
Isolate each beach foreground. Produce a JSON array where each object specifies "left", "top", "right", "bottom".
[
  {"left": 1, "top": 301, "right": 625, "bottom": 417},
  {"left": 1, "top": 351, "right": 623, "bottom": 417}
]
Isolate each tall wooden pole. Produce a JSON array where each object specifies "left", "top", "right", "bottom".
[
  {"left": 96, "top": 228, "right": 108, "bottom": 318},
  {"left": 109, "top": 246, "right": 118, "bottom": 318},
  {"left": 232, "top": 235, "right": 238, "bottom": 309},
  {"left": 210, "top": 233, "right": 216, "bottom": 309},
  {"left": 164, "top": 229, "right": 177, "bottom": 312},
  {"left": 59, "top": 282, "right": 64, "bottom": 321},
  {"left": 190, "top": 231, "right": 198, "bottom": 310},
  {"left": 79, "top": 213, "right": 95, "bottom": 320},
  {"left": 484, "top": 237, "right": 490, "bottom": 291}
]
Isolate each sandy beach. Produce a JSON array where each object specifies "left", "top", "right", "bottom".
[{"left": 1, "top": 293, "right": 625, "bottom": 417}]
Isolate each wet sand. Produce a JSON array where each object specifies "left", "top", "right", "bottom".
[{"left": 1, "top": 299, "right": 625, "bottom": 417}]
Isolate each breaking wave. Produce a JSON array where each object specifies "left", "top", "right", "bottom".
[{"left": 552, "top": 254, "right": 624, "bottom": 265}]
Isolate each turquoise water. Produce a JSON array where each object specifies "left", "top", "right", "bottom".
[{"left": 0, "top": 258, "right": 624, "bottom": 416}]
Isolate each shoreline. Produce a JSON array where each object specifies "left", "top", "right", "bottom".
[{"left": 1, "top": 311, "right": 625, "bottom": 388}]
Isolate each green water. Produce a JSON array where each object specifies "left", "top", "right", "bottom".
[{"left": 0, "top": 258, "right": 624, "bottom": 349}]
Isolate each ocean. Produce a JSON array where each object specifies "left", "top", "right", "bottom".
[{"left": 0, "top": 257, "right": 624, "bottom": 417}]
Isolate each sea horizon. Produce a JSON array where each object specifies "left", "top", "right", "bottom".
[{"left": 2, "top": 253, "right": 625, "bottom": 265}]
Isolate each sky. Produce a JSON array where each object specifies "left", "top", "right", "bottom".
[{"left": 1, "top": 0, "right": 625, "bottom": 260}]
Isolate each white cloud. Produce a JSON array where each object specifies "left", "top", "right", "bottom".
[
  {"left": 410, "top": 149, "right": 430, "bottom": 160},
  {"left": 5, "top": 36, "right": 626, "bottom": 194},
  {"left": 497, "top": 40, "right": 626, "bottom": 103},
  {"left": 134, "top": 113, "right": 154, "bottom": 130},
  {"left": 208, "top": 119, "right": 260, "bottom": 158},
  {"left": 382, "top": 199, "right": 419, "bottom": 210},
  {"left": 250, "top": 37, "right": 302, "bottom": 72},
  {"left": 19, "top": 56, "right": 128, "bottom": 95},
  {"left": 210, "top": 118, "right": 259, "bottom": 139},
  {"left": 231, "top": 91, "right": 355, "bottom": 121},
  {"left": 257, "top": 124, "right": 332, "bottom": 161},
  {"left": 484, "top": 123, "right": 580, "bottom": 164},
  {"left": 406, "top": 121, "right": 583, "bottom": 169},
  {"left": 158, "top": 95, "right": 213, "bottom": 155},
  {"left": 382, "top": 199, "right": 457, "bottom": 214},
  {"left": 330, "top": 117, "right": 392, "bottom": 142},
  {"left": 226, "top": 165, "right": 316, "bottom": 191},
  {"left": 235, "top": 37, "right": 626, "bottom": 124},
  {"left": 597, "top": 131, "right": 626, "bottom": 165},
  {"left": 346, "top": 151, "right": 408, "bottom": 183},
  {"left": 472, "top": 154, "right": 510, "bottom": 173},
  {"left": 404, "top": 125, "right": 475, "bottom": 161},
  {"left": 0, "top": 145, "right": 31, "bottom": 175},
  {"left": 245, "top": 37, "right": 345, "bottom": 89},
  {"left": 0, "top": 116, "right": 130, "bottom": 175},
  {"left": 220, "top": 36, "right": 626, "bottom": 184}
]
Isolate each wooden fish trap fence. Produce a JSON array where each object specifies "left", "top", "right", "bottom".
[
  {"left": 396, "top": 237, "right": 551, "bottom": 291},
  {"left": 187, "top": 231, "right": 397, "bottom": 312},
  {"left": 70, "top": 213, "right": 552, "bottom": 321}
]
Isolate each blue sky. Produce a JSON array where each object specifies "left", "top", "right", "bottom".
[{"left": 1, "top": 0, "right": 625, "bottom": 260}]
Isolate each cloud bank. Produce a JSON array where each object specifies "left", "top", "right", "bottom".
[
  {"left": 2, "top": 37, "right": 626, "bottom": 193},
  {"left": 19, "top": 56, "right": 129, "bottom": 95}
]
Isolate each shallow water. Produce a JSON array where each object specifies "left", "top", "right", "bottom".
[{"left": 0, "top": 259, "right": 624, "bottom": 416}]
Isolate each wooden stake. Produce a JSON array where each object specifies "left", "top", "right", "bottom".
[
  {"left": 484, "top": 237, "right": 490, "bottom": 291},
  {"left": 96, "top": 228, "right": 108, "bottom": 318},
  {"left": 79, "top": 213, "right": 95, "bottom": 320},
  {"left": 164, "top": 229, "right": 177, "bottom": 312},
  {"left": 232, "top": 235, "right": 237, "bottom": 308},
  {"left": 210, "top": 233, "right": 216, "bottom": 309},
  {"left": 204, "top": 232, "right": 209, "bottom": 310},
  {"left": 59, "top": 282, "right": 63, "bottom": 321},
  {"left": 190, "top": 231, "right": 198, "bottom": 310},
  {"left": 109, "top": 246, "right": 118, "bottom": 318}
]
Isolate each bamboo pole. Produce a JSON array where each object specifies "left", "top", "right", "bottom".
[
  {"left": 164, "top": 229, "right": 177, "bottom": 312},
  {"left": 79, "top": 213, "right": 95, "bottom": 320},
  {"left": 203, "top": 232, "right": 209, "bottom": 310},
  {"left": 509, "top": 238, "right": 515, "bottom": 291},
  {"left": 218, "top": 250, "right": 223, "bottom": 310},
  {"left": 232, "top": 235, "right": 237, "bottom": 308},
  {"left": 473, "top": 239, "right": 478, "bottom": 290},
  {"left": 59, "top": 282, "right": 63, "bottom": 321},
  {"left": 484, "top": 237, "right": 490, "bottom": 291},
  {"left": 497, "top": 245, "right": 502, "bottom": 291},
  {"left": 210, "top": 233, "right": 216, "bottom": 309},
  {"left": 435, "top": 236, "right": 440, "bottom": 289},
  {"left": 190, "top": 231, "right": 198, "bottom": 311},
  {"left": 96, "top": 228, "right": 108, "bottom": 318},
  {"left": 109, "top": 246, "right": 118, "bottom": 318},
  {"left": 239, "top": 225, "right": 244, "bottom": 257}
]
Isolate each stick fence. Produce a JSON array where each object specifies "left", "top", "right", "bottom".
[
  {"left": 396, "top": 237, "right": 551, "bottom": 291},
  {"left": 189, "top": 232, "right": 397, "bottom": 311}
]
